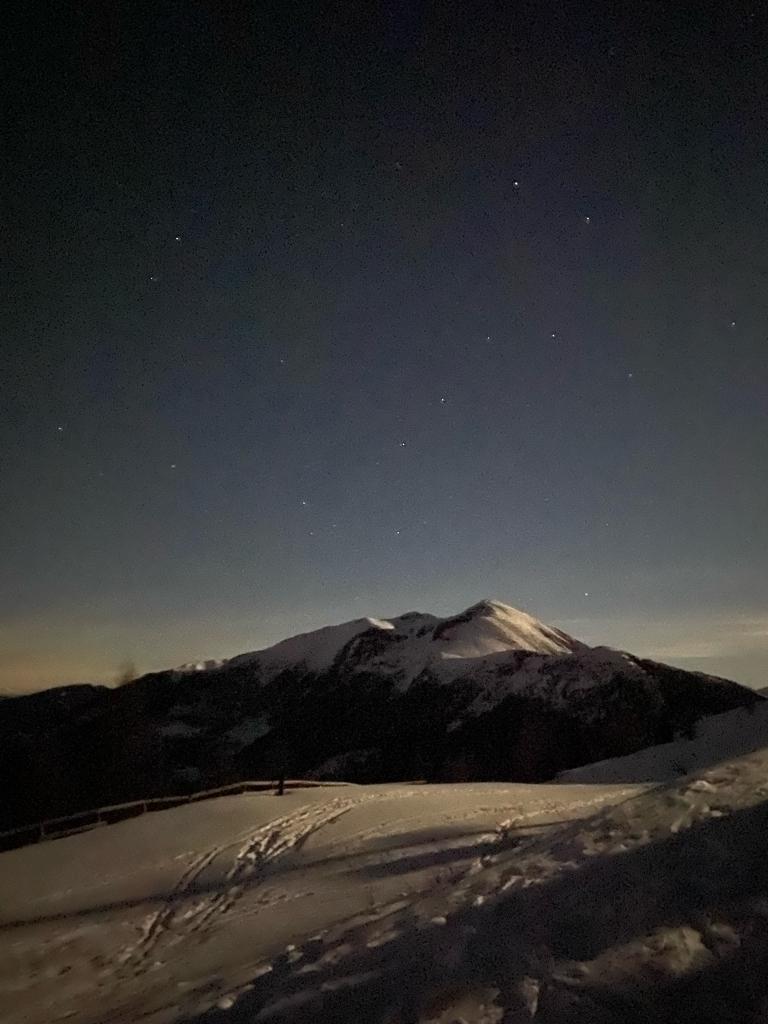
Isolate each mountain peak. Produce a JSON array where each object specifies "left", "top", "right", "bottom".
[
  {"left": 462, "top": 598, "right": 527, "bottom": 617},
  {"left": 432, "top": 599, "right": 582, "bottom": 659}
]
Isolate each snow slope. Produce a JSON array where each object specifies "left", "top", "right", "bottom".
[
  {"left": 230, "top": 617, "right": 400, "bottom": 675},
  {"left": 558, "top": 698, "right": 768, "bottom": 783},
  {"left": 5, "top": 744, "right": 768, "bottom": 1023},
  {"left": 0, "top": 780, "right": 637, "bottom": 1024}
]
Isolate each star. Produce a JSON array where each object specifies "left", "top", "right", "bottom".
[
  {"left": 399, "top": 440, "right": 407, "bottom": 447},
  {"left": 56, "top": 425, "right": 64, "bottom": 432},
  {"left": 583, "top": 215, "right": 591, "bottom": 225},
  {"left": 149, "top": 275, "right": 159, "bottom": 282},
  {"left": 174, "top": 236, "right": 181, "bottom": 242},
  {"left": 300, "top": 499, "right": 308, "bottom": 506},
  {"left": 513, "top": 180, "right": 520, "bottom": 188},
  {"left": 170, "top": 463, "right": 176, "bottom": 469},
  {"left": 730, "top": 321, "right": 736, "bottom": 327},
  {"left": 439, "top": 396, "right": 447, "bottom": 404},
  {"left": 551, "top": 332, "right": 557, "bottom": 339},
  {"left": 584, "top": 591, "right": 589, "bottom": 597}
]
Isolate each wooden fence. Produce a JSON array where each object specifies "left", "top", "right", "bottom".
[{"left": 0, "top": 779, "right": 352, "bottom": 854}]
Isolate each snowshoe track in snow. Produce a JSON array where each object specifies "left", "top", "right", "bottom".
[
  {"left": 117, "top": 795, "right": 364, "bottom": 974},
  {"left": 114, "top": 788, "right": 438, "bottom": 976}
]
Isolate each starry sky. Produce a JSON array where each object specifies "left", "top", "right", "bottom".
[{"left": 2, "top": 2, "right": 767, "bottom": 692}]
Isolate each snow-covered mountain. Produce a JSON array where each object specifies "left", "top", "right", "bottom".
[
  {"left": 199, "top": 599, "right": 585, "bottom": 682},
  {"left": 171, "top": 598, "right": 757, "bottom": 732},
  {"left": 0, "top": 599, "right": 761, "bottom": 831}
]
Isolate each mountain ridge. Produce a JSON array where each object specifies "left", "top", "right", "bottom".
[{"left": 184, "top": 599, "right": 586, "bottom": 685}]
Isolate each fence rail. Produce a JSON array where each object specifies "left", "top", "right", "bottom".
[{"left": 0, "top": 779, "right": 352, "bottom": 854}]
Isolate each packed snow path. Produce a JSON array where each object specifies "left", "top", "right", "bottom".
[{"left": 0, "top": 781, "right": 637, "bottom": 1023}]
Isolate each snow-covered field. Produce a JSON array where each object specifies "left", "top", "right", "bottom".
[
  {"left": 0, "top": 781, "right": 636, "bottom": 1023},
  {"left": 3, "top": 751, "right": 768, "bottom": 1023}
]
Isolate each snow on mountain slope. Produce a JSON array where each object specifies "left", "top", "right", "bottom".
[
  {"left": 227, "top": 599, "right": 582, "bottom": 686},
  {"left": 176, "top": 658, "right": 227, "bottom": 673},
  {"left": 457, "top": 643, "right": 649, "bottom": 715},
  {"left": 230, "top": 616, "right": 400, "bottom": 674},
  {"left": 431, "top": 599, "right": 584, "bottom": 658},
  {"left": 558, "top": 698, "right": 768, "bottom": 783}
]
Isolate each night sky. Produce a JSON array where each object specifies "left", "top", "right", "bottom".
[{"left": 3, "top": 2, "right": 767, "bottom": 692}]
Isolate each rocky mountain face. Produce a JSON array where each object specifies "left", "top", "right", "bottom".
[{"left": 0, "top": 600, "right": 761, "bottom": 830}]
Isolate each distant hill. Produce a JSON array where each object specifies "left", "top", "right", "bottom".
[
  {"left": 559, "top": 700, "right": 768, "bottom": 783},
  {"left": 0, "top": 600, "right": 761, "bottom": 830}
]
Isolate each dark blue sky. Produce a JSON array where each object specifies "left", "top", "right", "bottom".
[{"left": 2, "top": 2, "right": 767, "bottom": 690}]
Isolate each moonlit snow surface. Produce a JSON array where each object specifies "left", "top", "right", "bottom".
[
  {"left": 0, "top": 782, "right": 637, "bottom": 1023},
  {"left": 4, "top": 748, "right": 768, "bottom": 1023}
]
